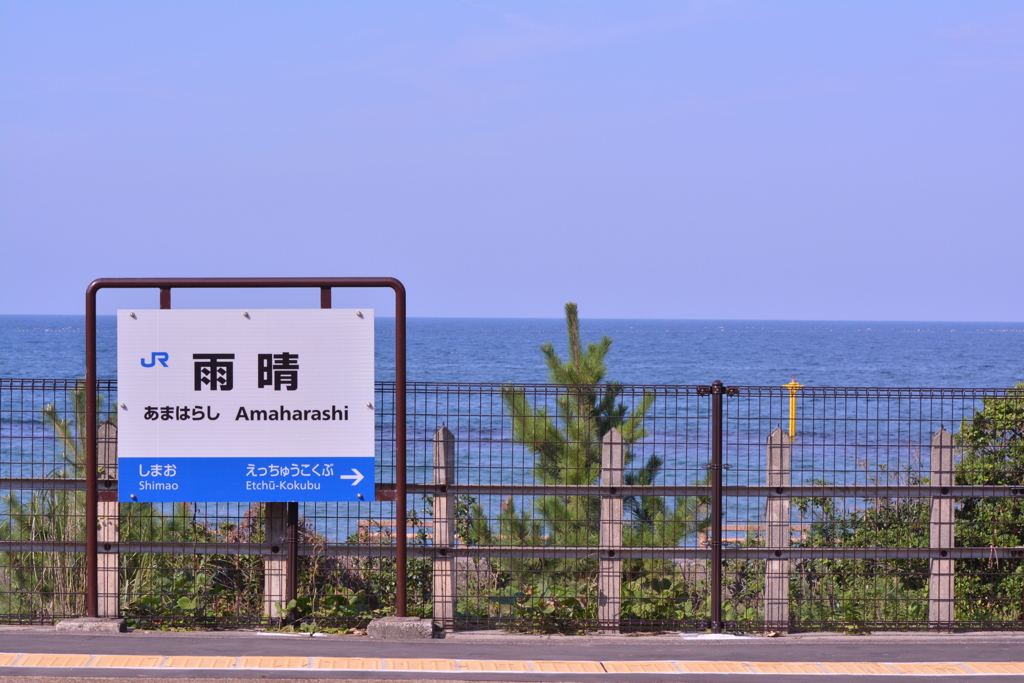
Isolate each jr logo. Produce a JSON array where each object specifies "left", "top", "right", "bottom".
[{"left": 141, "top": 352, "right": 169, "bottom": 368}]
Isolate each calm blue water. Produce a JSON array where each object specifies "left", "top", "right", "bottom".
[{"left": 2, "top": 315, "right": 1022, "bottom": 387}]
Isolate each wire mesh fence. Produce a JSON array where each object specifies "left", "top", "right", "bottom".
[
  {"left": 721, "top": 386, "right": 1023, "bottom": 632},
  {"left": 0, "top": 379, "right": 116, "bottom": 622},
  {"left": 2, "top": 378, "right": 1022, "bottom": 631}
]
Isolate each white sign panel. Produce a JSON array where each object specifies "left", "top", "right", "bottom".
[{"left": 117, "top": 309, "right": 374, "bottom": 502}]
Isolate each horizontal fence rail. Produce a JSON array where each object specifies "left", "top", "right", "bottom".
[
  {"left": 5, "top": 542, "right": 1022, "bottom": 562},
  {"left": 5, "top": 480, "right": 1023, "bottom": 498},
  {"left": 2, "top": 378, "right": 1022, "bottom": 632}
]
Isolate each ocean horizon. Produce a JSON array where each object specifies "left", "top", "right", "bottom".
[{"left": 1, "top": 314, "right": 1022, "bottom": 388}]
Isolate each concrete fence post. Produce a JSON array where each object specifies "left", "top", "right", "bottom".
[
  {"left": 929, "top": 427, "right": 955, "bottom": 630},
  {"left": 432, "top": 426, "right": 457, "bottom": 630},
  {"left": 264, "top": 502, "right": 288, "bottom": 619},
  {"left": 97, "top": 421, "right": 119, "bottom": 617},
  {"left": 764, "top": 427, "right": 791, "bottom": 631},
  {"left": 598, "top": 428, "right": 624, "bottom": 633}
]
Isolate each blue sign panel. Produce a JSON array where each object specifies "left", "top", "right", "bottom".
[{"left": 119, "top": 456, "right": 375, "bottom": 502}]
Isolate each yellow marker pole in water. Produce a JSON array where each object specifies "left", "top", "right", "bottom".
[{"left": 783, "top": 377, "right": 803, "bottom": 440}]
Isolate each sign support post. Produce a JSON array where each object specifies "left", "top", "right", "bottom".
[{"left": 85, "top": 277, "right": 407, "bottom": 619}]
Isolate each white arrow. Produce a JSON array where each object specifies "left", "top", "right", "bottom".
[{"left": 340, "top": 469, "right": 364, "bottom": 486}]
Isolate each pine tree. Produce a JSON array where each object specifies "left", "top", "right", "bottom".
[{"left": 497, "top": 303, "right": 706, "bottom": 575}]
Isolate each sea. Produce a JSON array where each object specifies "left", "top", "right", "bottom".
[{"left": 2, "top": 315, "right": 1023, "bottom": 387}]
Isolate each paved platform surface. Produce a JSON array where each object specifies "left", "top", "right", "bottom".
[{"left": 0, "top": 627, "right": 1022, "bottom": 682}]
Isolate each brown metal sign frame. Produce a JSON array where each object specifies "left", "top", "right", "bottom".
[{"left": 85, "top": 277, "right": 408, "bottom": 618}]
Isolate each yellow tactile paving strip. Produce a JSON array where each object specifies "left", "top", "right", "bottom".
[
  {"left": 90, "top": 654, "right": 164, "bottom": 668},
  {"left": 17, "top": 653, "right": 92, "bottom": 668},
  {"left": 163, "top": 655, "right": 235, "bottom": 668},
  {"left": 238, "top": 655, "right": 310, "bottom": 669},
  {"left": 458, "top": 659, "right": 532, "bottom": 672},
  {"left": 603, "top": 661, "right": 678, "bottom": 673},
  {"left": 675, "top": 661, "right": 752, "bottom": 673},
  {"left": 820, "top": 662, "right": 896, "bottom": 675},
  {"left": 1, "top": 651, "right": 1022, "bottom": 675},
  {"left": 533, "top": 660, "right": 606, "bottom": 673},
  {"left": 968, "top": 662, "right": 1024, "bottom": 674},
  {"left": 385, "top": 658, "right": 458, "bottom": 671},
  {"left": 313, "top": 656, "right": 383, "bottom": 670},
  {"left": 890, "top": 662, "right": 971, "bottom": 675},
  {"left": 749, "top": 661, "right": 825, "bottom": 674}
]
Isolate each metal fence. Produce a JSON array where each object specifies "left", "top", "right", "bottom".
[{"left": 2, "top": 378, "right": 1022, "bottom": 632}]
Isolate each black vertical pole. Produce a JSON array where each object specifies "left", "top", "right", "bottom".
[
  {"left": 85, "top": 289, "right": 98, "bottom": 618},
  {"left": 285, "top": 501, "right": 299, "bottom": 621},
  {"left": 710, "top": 379, "right": 724, "bottom": 633},
  {"left": 394, "top": 285, "right": 408, "bottom": 617}
]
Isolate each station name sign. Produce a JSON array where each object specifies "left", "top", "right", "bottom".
[{"left": 117, "top": 309, "right": 375, "bottom": 502}]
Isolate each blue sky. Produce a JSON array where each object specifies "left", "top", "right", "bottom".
[{"left": 1, "top": 2, "right": 1021, "bottom": 320}]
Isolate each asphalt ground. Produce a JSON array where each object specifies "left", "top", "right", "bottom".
[{"left": 0, "top": 627, "right": 1022, "bottom": 682}]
